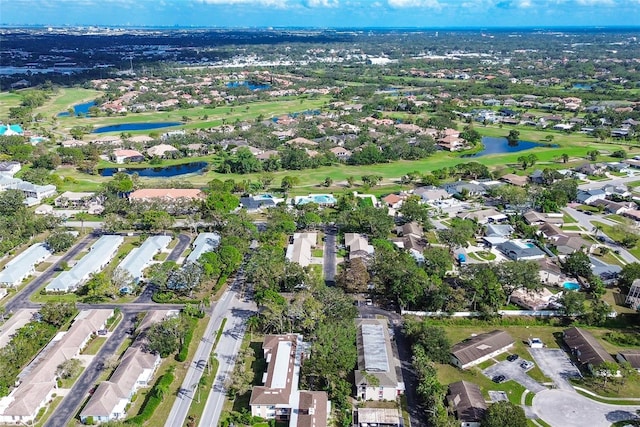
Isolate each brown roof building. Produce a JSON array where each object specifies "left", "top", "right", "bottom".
[
  {"left": 563, "top": 327, "right": 617, "bottom": 374},
  {"left": 128, "top": 188, "right": 204, "bottom": 202},
  {"left": 446, "top": 381, "right": 487, "bottom": 426},
  {"left": 450, "top": 330, "right": 515, "bottom": 369},
  {"left": 617, "top": 350, "right": 640, "bottom": 372}
]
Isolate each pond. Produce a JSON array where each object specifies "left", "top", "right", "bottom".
[
  {"left": 464, "top": 137, "right": 557, "bottom": 157},
  {"left": 99, "top": 161, "right": 208, "bottom": 177},
  {"left": 572, "top": 83, "right": 593, "bottom": 91},
  {"left": 58, "top": 101, "right": 96, "bottom": 117},
  {"left": 92, "top": 122, "right": 182, "bottom": 133},
  {"left": 226, "top": 81, "right": 271, "bottom": 91}
]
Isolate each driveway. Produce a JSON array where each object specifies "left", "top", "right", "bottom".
[
  {"left": 528, "top": 348, "right": 581, "bottom": 391},
  {"left": 323, "top": 225, "right": 337, "bottom": 285},
  {"left": 533, "top": 389, "right": 640, "bottom": 427},
  {"left": 482, "top": 360, "right": 547, "bottom": 393}
]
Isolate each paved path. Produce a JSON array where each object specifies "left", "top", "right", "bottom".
[
  {"left": 44, "top": 314, "right": 136, "bottom": 427},
  {"left": 164, "top": 269, "right": 256, "bottom": 427},
  {"left": 323, "top": 225, "right": 337, "bottom": 285},
  {"left": 532, "top": 389, "right": 640, "bottom": 427},
  {"left": 168, "top": 233, "right": 192, "bottom": 263},
  {"left": 578, "top": 175, "right": 640, "bottom": 191}
]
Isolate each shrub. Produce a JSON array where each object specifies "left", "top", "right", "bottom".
[{"left": 125, "top": 368, "right": 175, "bottom": 425}]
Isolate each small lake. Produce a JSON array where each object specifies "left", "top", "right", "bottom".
[
  {"left": 464, "top": 137, "right": 556, "bottom": 157},
  {"left": 58, "top": 101, "right": 96, "bottom": 117},
  {"left": 92, "top": 122, "right": 182, "bottom": 133},
  {"left": 226, "top": 81, "right": 271, "bottom": 91},
  {"left": 99, "top": 161, "right": 207, "bottom": 177}
]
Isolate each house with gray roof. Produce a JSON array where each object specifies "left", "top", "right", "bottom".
[
  {"left": 355, "top": 319, "right": 404, "bottom": 401},
  {"left": 45, "top": 235, "right": 124, "bottom": 293},
  {"left": 442, "top": 181, "right": 486, "bottom": 197},
  {"left": 446, "top": 381, "right": 486, "bottom": 427},
  {"left": 0, "top": 243, "right": 52, "bottom": 288},
  {"left": 186, "top": 232, "right": 221, "bottom": 264},
  {"left": 115, "top": 235, "right": 172, "bottom": 292},
  {"left": 450, "top": 330, "right": 515, "bottom": 369},
  {"left": 617, "top": 350, "right": 640, "bottom": 372},
  {"left": 577, "top": 188, "right": 607, "bottom": 204},
  {"left": 496, "top": 240, "right": 546, "bottom": 261}
]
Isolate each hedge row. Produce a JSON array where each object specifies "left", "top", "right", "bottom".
[
  {"left": 151, "top": 291, "right": 201, "bottom": 305},
  {"left": 176, "top": 317, "right": 198, "bottom": 362},
  {"left": 126, "top": 368, "right": 175, "bottom": 425}
]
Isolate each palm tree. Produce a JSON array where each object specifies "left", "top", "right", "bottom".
[
  {"left": 561, "top": 153, "right": 569, "bottom": 163},
  {"left": 246, "top": 315, "right": 260, "bottom": 340},
  {"left": 592, "top": 224, "right": 603, "bottom": 239},
  {"left": 75, "top": 212, "right": 91, "bottom": 235}
]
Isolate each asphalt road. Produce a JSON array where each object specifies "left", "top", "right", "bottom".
[
  {"left": 167, "top": 233, "right": 192, "bottom": 263},
  {"left": 358, "top": 306, "right": 425, "bottom": 427},
  {"left": 44, "top": 313, "right": 136, "bottom": 427},
  {"left": 165, "top": 269, "right": 257, "bottom": 427},
  {"left": 5, "top": 233, "right": 97, "bottom": 312},
  {"left": 323, "top": 225, "right": 337, "bottom": 285}
]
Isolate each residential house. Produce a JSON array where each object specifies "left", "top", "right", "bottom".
[
  {"left": 625, "top": 279, "right": 640, "bottom": 310},
  {"left": 414, "top": 187, "right": 450, "bottom": 203},
  {"left": 450, "top": 330, "right": 515, "bottom": 369},
  {"left": 116, "top": 236, "right": 172, "bottom": 292},
  {"left": 186, "top": 232, "right": 221, "bottom": 264},
  {"left": 577, "top": 188, "right": 607, "bottom": 205},
  {"left": 0, "top": 175, "right": 56, "bottom": 206},
  {"left": 45, "top": 235, "right": 124, "bottom": 293},
  {"left": 0, "top": 310, "right": 112, "bottom": 425},
  {"left": 529, "top": 170, "right": 545, "bottom": 185},
  {"left": 286, "top": 137, "right": 318, "bottom": 148},
  {"left": 382, "top": 194, "right": 405, "bottom": 209},
  {"left": 523, "top": 210, "right": 564, "bottom": 226},
  {"left": 329, "top": 146, "right": 352, "bottom": 160},
  {"left": 240, "top": 194, "right": 284, "bottom": 211},
  {"left": 354, "top": 319, "right": 404, "bottom": 401},
  {"left": 146, "top": 144, "right": 178, "bottom": 158},
  {"left": 457, "top": 208, "right": 507, "bottom": 225},
  {"left": 442, "top": 181, "right": 486, "bottom": 197},
  {"left": 500, "top": 173, "right": 528, "bottom": 187},
  {"left": 286, "top": 233, "right": 317, "bottom": 268},
  {"left": 576, "top": 163, "right": 606, "bottom": 176},
  {"left": 496, "top": 240, "right": 546, "bottom": 261},
  {"left": 54, "top": 191, "right": 97, "bottom": 209},
  {"left": 590, "top": 199, "right": 633, "bottom": 215},
  {"left": 510, "top": 288, "right": 562, "bottom": 311},
  {"left": 446, "top": 381, "right": 486, "bottom": 427},
  {"left": 344, "top": 233, "right": 374, "bottom": 260},
  {"left": 616, "top": 350, "right": 640, "bottom": 372},
  {"left": 538, "top": 259, "right": 564, "bottom": 285},
  {"left": 79, "top": 347, "right": 161, "bottom": 424},
  {"left": 563, "top": 327, "right": 618, "bottom": 376},
  {"left": 0, "top": 161, "right": 21, "bottom": 177},
  {"left": 112, "top": 149, "right": 144, "bottom": 164},
  {"left": 249, "top": 334, "right": 330, "bottom": 427},
  {"left": 0, "top": 243, "right": 53, "bottom": 288}
]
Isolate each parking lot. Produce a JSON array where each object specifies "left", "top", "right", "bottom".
[
  {"left": 529, "top": 348, "right": 581, "bottom": 391},
  {"left": 482, "top": 358, "right": 547, "bottom": 393}
]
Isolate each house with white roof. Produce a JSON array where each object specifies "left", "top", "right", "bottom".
[
  {"left": 0, "top": 243, "right": 53, "bottom": 288},
  {"left": 0, "top": 310, "right": 112, "bottom": 424},
  {"left": 186, "top": 232, "right": 221, "bottom": 264},
  {"left": 286, "top": 233, "right": 317, "bottom": 267},
  {"left": 355, "top": 319, "right": 404, "bottom": 401},
  {"left": 45, "top": 235, "right": 124, "bottom": 293},
  {"left": 115, "top": 235, "right": 172, "bottom": 292}
]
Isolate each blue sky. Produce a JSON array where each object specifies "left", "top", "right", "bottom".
[{"left": 2, "top": 0, "right": 639, "bottom": 28}]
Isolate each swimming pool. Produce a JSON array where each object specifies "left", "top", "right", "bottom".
[{"left": 562, "top": 281, "right": 581, "bottom": 291}]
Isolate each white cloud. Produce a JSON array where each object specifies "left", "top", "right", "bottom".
[
  {"left": 195, "top": 0, "right": 290, "bottom": 7},
  {"left": 517, "top": 0, "right": 532, "bottom": 7},
  {"left": 575, "top": 0, "right": 615, "bottom": 5},
  {"left": 387, "top": 0, "right": 442, "bottom": 8},
  {"left": 305, "top": 0, "right": 340, "bottom": 6}
]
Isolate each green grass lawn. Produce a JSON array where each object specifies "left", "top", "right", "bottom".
[
  {"left": 468, "top": 251, "right": 496, "bottom": 261},
  {"left": 81, "top": 336, "right": 107, "bottom": 355}
]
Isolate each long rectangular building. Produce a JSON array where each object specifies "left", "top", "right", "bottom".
[
  {"left": 45, "top": 235, "right": 124, "bottom": 293},
  {"left": 186, "top": 232, "right": 220, "bottom": 264},
  {"left": 0, "top": 243, "right": 53, "bottom": 288},
  {"left": 450, "top": 330, "right": 514, "bottom": 369},
  {"left": 116, "top": 235, "right": 172, "bottom": 290},
  {"left": 354, "top": 319, "right": 404, "bottom": 401}
]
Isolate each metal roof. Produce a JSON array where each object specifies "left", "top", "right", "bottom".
[
  {"left": 361, "top": 323, "right": 390, "bottom": 372},
  {"left": 0, "top": 243, "right": 52, "bottom": 286},
  {"left": 186, "top": 232, "right": 220, "bottom": 263},
  {"left": 46, "top": 235, "right": 124, "bottom": 292},
  {"left": 117, "top": 235, "right": 171, "bottom": 282}
]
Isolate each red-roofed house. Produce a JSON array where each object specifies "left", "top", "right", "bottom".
[{"left": 112, "top": 149, "right": 145, "bottom": 164}]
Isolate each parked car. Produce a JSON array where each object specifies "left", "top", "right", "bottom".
[
  {"left": 520, "top": 361, "right": 534, "bottom": 370},
  {"left": 492, "top": 375, "right": 506, "bottom": 383},
  {"left": 507, "top": 354, "right": 519, "bottom": 362}
]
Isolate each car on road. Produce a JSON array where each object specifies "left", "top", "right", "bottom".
[
  {"left": 492, "top": 375, "right": 506, "bottom": 383},
  {"left": 520, "top": 361, "right": 534, "bottom": 370},
  {"left": 507, "top": 354, "right": 519, "bottom": 362}
]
